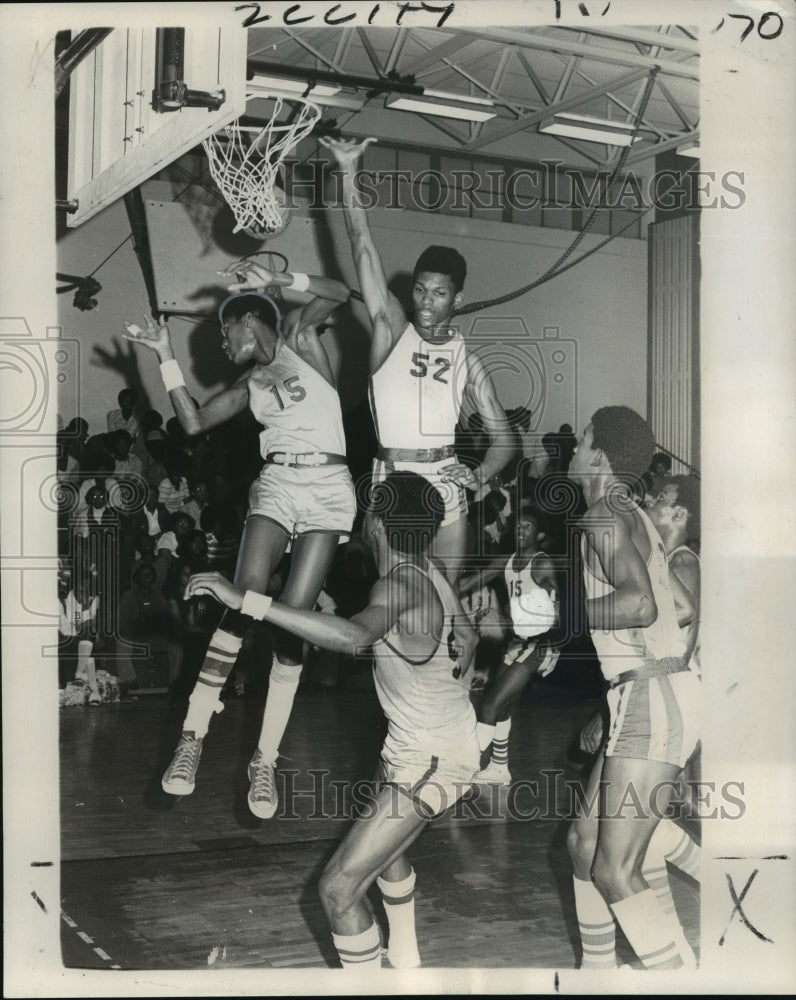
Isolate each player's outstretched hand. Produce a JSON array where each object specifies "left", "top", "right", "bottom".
[
  {"left": 319, "top": 135, "right": 377, "bottom": 169},
  {"left": 123, "top": 313, "right": 171, "bottom": 354},
  {"left": 218, "top": 260, "right": 276, "bottom": 293},
  {"left": 440, "top": 462, "right": 482, "bottom": 491},
  {"left": 184, "top": 572, "right": 244, "bottom": 611}
]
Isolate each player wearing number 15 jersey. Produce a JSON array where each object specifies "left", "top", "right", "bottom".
[
  {"left": 322, "top": 135, "right": 514, "bottom": 583},
  {"left": 124, "top": 263, "right": 355, "bottom": 820}
]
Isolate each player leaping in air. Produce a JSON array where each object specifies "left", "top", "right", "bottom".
[{"left": 123, "top": 262, "right": 356, "bottom": 820}]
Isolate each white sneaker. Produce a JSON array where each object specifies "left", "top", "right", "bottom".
[
  {"left": 248, "top": 749, "right": 278, "bottom": 819},
  {"left": 475, "top": 761, "right": 512, "bottom": 785},
  {"left": 162, "top": 731, "right": 203, "bottom": 795}
]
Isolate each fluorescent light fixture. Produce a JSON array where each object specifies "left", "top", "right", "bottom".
[
  {"left": 423, "top": 89, "right": 495, "bottom": 107},
  {"left": 248, "top": 74, "right": 341, "bottom": 98},
  {"left": 676, "top": 142, "right": 700, "bottom": 158},
  {"left": 539, "top": 112, "right": 640, "bottom": 146},
  {"left": 386, "top": 95, "right": 497, "bottom": 122}
]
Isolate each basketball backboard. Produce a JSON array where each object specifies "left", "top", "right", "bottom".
[{"left": 66, "top": 24, "right": 247, "bottom": 227}]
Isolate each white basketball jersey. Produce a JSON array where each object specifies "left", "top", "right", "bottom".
[
  {"left": 582, "top": 506, "right": 686, "bottom": 681},
  {"left": 247, "top": 340, "right": 347, "bottom": 458},
  {"left": 369, "top": 323, "right": 468, "bottom": 449},
  {"left": 505, "top": 551, "right": 556, "bottom": 637}
]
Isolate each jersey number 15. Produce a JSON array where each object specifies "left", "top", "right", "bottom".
[{"left": 269, "top": 376, "right": 306, "bottom": 410}]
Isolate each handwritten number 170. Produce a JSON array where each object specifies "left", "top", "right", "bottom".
[{"left": 723, "top": 11, "right": 784, "bottom": 41}]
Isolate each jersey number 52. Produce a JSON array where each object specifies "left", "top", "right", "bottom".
[{"left": 410, "top": 352, "right": 451, "bottom": 384}]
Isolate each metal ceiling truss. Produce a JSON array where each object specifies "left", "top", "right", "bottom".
[{"left": 246, "top": 24, "right": 698, "bottom": 169}]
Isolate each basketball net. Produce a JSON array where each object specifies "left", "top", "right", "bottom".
[{"left": 203, "top": 97, "right": 320, "bottom": 240}]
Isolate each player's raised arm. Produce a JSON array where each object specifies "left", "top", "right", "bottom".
[
  {"left": 221, "top": 259, "right": 351, "bottom": 333},
  {"left": 123, "top": 314, "right": 249, "bottom": 436},
  {"left": 320, "top": 136, "right": 406, "bottom": 361}
]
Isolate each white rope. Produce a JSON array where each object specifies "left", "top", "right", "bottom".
[{"left": 203, "top": 98, "right": 320, "bottom": 238}]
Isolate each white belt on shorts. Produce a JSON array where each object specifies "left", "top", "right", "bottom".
[
  {"left": 378, "top": 445, "right": 456, "bottom": 464},
  {"left": 265, "top": 451, "right": 347, "bottom": 468}
]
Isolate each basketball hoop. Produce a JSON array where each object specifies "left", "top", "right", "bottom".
[{"left": 203, "top": 97, "right": 320, "bottom": 240}]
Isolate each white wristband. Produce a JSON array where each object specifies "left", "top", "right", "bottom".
[
  {"left": 241, "top": 590, "right": 273, "bottom": 621},
  {"left": 159, "top": 358, "right": 186, "bottom": 392},
  {"left": 289, "top": 272, "right": 310, "bottom": 293}
]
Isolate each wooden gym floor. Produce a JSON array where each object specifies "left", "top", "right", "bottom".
[{"left": 59, "top": 678, "right": 699, "bottom": 974}]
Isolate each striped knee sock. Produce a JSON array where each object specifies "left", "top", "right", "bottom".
[
  {"left": 491, "top": 718, "right": 511, "bottom": 766},
  {"left": 653, "top": 820, "right": 701, "bottom": 882},
  {"left": 257, "top": 656, "right": 302, "bottom": 762},
  {"left": 610, "top": 888, "right": 687, "bottom": 970},
  {"left": 642, "top": 822, "right": 699, "bottom": 968},
  {"left": 572, "top": 876, "right": 617, "bottom": 969},
  {"left": 332, "top": 921, "right": 382, "bottom": 969},
  {"left": 377, "top": 869, "right": 420, "bottom": 969},
  {"left": 182, "top": 630, "right": 241, "bottom": 737}
]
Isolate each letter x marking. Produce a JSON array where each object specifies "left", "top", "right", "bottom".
[{"left": 719, "top": 870, "right": 774, "bottom": 945}]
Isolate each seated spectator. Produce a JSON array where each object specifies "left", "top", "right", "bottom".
[
  {"left": 75, "top": 459, "right": 121, "bottom": 522},
  {"left": 106, "top": 387, "right": 141, "bottom": 446},
  {"left": 141, "top": 408, "right": 165, "bottom": 443},
  {"left": 64, "top": 416, "right": 89, "bottom": 469},
  {"left": 122, "top": 483, "right": 164, "bottom": 559},
  {"left": 81, "top": 432, "right": 114, "bottom": 473},
  {"left": 140, "top": 484, "right": 164, "bottom": 538},
  {"left": 140, "top": 409, "right": 168, "bottom": 488},
  {"left": 58, "top": 571, "right": 102, "bottom": 700},
  {"left": 154, "top": 512, "right": 194, "bottom": 584},
  {"left": 71, "top": 482, "right": 118, "bottom": 539},
  {"left": 643, "top": 450, "right": 674, "bottom": 506},
  {"left": 128, "top": 531, "right": 157, "bottom": 589},
  {"left": 181, "top": 478, "right": 209, "bottom": 530},
  {"left": 71, "top": 483, "right": 124, "bottom": 601},
  {"left": 157, "top": 456, "right": 191, "bottom": 517},
  {"left": 152, "top": 531, "right": 180, "bottom": 593},
  {"left": 110, "top": 428, "right": 144, "bottom": 482},
  {"left": 56, "top": 428, "right": 80, "bottom": 488},
  {"left": 178, "top": 528, "right": 209, "bottom": 570},
  {"left": 650, "top": 451, "right": 673, "bottom": 478}
]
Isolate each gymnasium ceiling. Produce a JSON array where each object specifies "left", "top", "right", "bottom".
[{"left": 244, "top": 23, "right": 700, "bottom": 170}]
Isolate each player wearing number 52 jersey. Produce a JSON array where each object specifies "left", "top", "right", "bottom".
[
  {"left": 124, "top": 264, "right": 355, "bottom": 821},
  {"left": 323, "top": 135, "right": 514, "bottom": 584}
]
